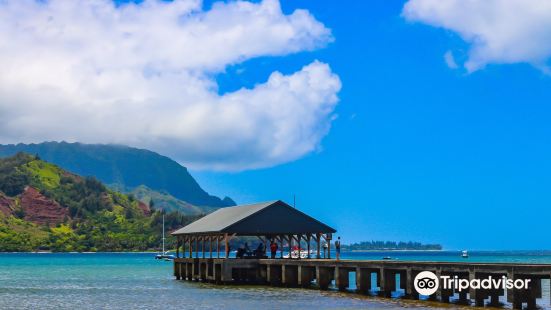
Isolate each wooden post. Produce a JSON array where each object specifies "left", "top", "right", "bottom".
[
  {"left": 209, "top": 236, "right": 213, "bottom": 258},
  {"left": 182, "top": 237, "right": 186, "bottom": 258},
  {"left": 201, "top": 236, "right": 205, "bottom": 258},
  {"left": 328, "top": 239, "right": 331, "bottom": 259},
  {"left": 190, "top": 236, "right": 194, "bottom": 258},
  {"left": 176, "top": 237, "right": 180, "bottom": 258},
  {"left": 297, "top": 235, "right": 302, "bottom": 259},
  {"left": 195, "top": 237, "right": 199, "bottom": 258},
  {"left": 316, "top": 233, "right": 321, "bottom": 259},
  {"left": 288, "top": 235, "right": 293, "bottom": 259},
  {"left": 217, "top": 236, "right": 220, "bottom": 258},
  {"left": 224, "top": 233, "right": 229, "bottom": 258},
  {"left": 307, "top": 234, "right": 311, "bottom": 259},
  {"left": 279, "top": 235, "right": 284, "bottom": 259}
]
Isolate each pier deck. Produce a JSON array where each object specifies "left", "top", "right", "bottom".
[{"left": 174, "top": 258, "right": 551, "bottom": 309}]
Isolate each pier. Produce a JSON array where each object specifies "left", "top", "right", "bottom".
[
  {"left": 173, "top": 258, "right": 551, "bottom": 309},
  {"left": 171, "top": 200, "right": 551, "bottom": 309}
]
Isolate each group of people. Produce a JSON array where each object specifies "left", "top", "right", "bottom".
[
  {"left": 236, "top": 242, "right": 267, "bottom": 258},
  {"left": 235, "top": 236, "right": 342, "bottom": 260}
]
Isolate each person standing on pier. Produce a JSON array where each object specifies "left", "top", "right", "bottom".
[
  {"left": 335, "top": 237, "right": 341, "bottom": 260},
  {"left": 270, "top": 240, "right": 278, "bottom": 259}
]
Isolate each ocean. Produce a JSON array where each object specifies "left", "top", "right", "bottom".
[{"left": 0, "top": 251, "right": 550, "bottom": 309}]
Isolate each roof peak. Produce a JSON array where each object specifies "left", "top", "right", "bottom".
[{"left": 171, "top": 199, "right": 335, "bottom": 236}]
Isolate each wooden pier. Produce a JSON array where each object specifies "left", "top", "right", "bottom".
[
  {"left": 174, "top": 258, "right": 551, "bottom": 309},
  {"left": 170, "top": 200, "right": 551, "bottom": 309}
]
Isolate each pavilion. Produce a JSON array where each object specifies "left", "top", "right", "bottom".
[{"left": 171, "top": 200, "right": 336, "bottom": 259}]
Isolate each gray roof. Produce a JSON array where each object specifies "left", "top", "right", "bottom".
[{"left": 171, "top": 200, "right": 336, "bottom": 236}]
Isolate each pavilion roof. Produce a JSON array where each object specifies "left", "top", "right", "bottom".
[{"left": 171, "top": 200, "right": 336, "bottom": 236}]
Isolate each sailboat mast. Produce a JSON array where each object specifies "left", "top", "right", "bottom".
[{"left": 162, "top": 211, "right": 165, "bottom": 254}]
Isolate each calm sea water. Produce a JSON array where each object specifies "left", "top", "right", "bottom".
[{"left": 0, "top": 251, "right": 549, "bottom": 310}]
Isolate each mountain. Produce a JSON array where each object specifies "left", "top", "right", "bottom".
[
  {"left": 0, "top": 142, "right": 235, "bottom": 209},
  {"left": 128, "top": 185, "right": 220, "bottom": 216},
  {"left": 0, "top": 153, "right": 198, "bottom": 252}
]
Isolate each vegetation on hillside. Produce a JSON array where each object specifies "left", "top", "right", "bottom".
[
  {"left": 0, "top": 142, "right": 235, "bottom": 208},
  {"left": 0, "top": 153, "right": 202, "bottom": 252},
  {"left": 128, "top": 185, "right": 219, "bottom": 216}
]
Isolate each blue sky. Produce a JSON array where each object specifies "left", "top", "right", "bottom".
[
  {"left": 193, "top": 0, "right": 551, "bottom": 250},
  {"left": 2, "top": 0, "right": 551, "bottom": 250}
]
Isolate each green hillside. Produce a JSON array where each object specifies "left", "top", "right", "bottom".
[
  {"left": 0, "top": 142, "right": 236, "bottom": 209},
  {"left": 0, "top": 153, "right": 200, "bottom": 252},
  {"left": 128, "top": 185, "right": 219, "bottom": 215}
]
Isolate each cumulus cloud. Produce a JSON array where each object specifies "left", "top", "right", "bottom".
[
  {"left": 0, "top": 0, "right": 341, "bottom": 171},
  {"left": 403, "top": 0, "right": 551, "bottom": 72}
]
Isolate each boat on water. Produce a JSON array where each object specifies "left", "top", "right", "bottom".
[
  {"left": 461, "top": 250, "right": 469, "bottom": 258},
  {"left": 155, "top": 212, "right": 175, "bottom": 261},
  {"left": 283, "top": 247, "right": 315, "bottom": 259}
]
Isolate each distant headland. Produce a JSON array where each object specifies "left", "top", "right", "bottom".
[{"left": 342, "top": 241, "right": 442, "bottom": 251}]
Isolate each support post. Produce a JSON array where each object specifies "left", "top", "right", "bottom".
[
  {"left": 307, "top": 234, "right": 311, "bottom": 259},
  {"left": 297, "top": 234, "right": 302, "bottom": 260},
  {"left": 335, "top": 266, "right": 349, "bottom": 291},
  {"left": 267, "top": 264, "right": 282, "bottom": 285},
  {"left": 209, "top": 236, "right": 213, "bottom": 259},
  {"left": 327, "top": 238, "right": 331, "bottom": 259},
  {"left": 224, "top": 233, "right": 229, "bottom": 258},
  {"left": 201, "top": 236, "right": 205, "bottom": 258},
  {"left": 288, "top": 235, "right": 293, "bottom": 259},
  {"left": 183, "top": 238, "right": 186, "bottom": 258},
  {"left": 176, "top": 237, "right": 180, "bottom": 258},
  {"left": 217, "top": 236, "right": 220, "bottom": 258},
  {"left": 316, "top": 266, "right": 332, "bottom": 290},
  {"left": 279, "top": 235, "right": 284, "bottom": 258},
  {"left": 405, "top": 268, "right": 418, "bottom": 299},
  {"left": 469, "top": 270, "right": 484, "bottom": 306},
  {"left": 379, "top": 268, "right": 393, "bottom": 298},
  {"left": 356, "top": 268, "right": 372, "bottom": 294},
  {"left": 282, "top": 264, "right": 298, "bottom": 287},
  {"left": 298, "top": 266, "right": 314, "bottom": 287},
  {"left": 316, "top": 233, "right": 321, "bottom": 259},
  {"left": 195, "top": 237, "right": 198, "bottom": 258}
]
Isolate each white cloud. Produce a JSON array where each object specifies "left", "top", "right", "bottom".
[
  {"left": 403, "top": 0, "right": 551, "bottom": 72},
  {"left": 0, "top": 0, "right": 341, "bottom": 171},
  {"left": 443, "top": 50, "right": 458, "bottom": 69}
]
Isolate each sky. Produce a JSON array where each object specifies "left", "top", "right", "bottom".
[{"left": 2, "top": 0, "right": 551, "bottom": 249}]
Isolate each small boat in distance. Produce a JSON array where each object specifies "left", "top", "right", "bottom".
[
  {"left": 283, "top": 247, "right": 315, "bottom": 259},
  {"left": 155, "top": 211, "right": 175, "bottom": 261},
  {"left": 461, "top": 250, "right": 469, "bottom": 258},
  {"left": 382, "top": 256, "right": 392, "bottom": 260}
]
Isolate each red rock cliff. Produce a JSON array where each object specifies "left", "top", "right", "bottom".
[{"left": 20, "top": 187, "right": 68, "bottom": 226}]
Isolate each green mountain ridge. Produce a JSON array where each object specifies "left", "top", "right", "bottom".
[
  {"left": 0, "top": 153, "right": 198, "bottom": 252},
  {"left": 127, "top": 185, "right": 220, "bottom": 216},
  {"left": 0, "top": 142, "right": 235, "bottom": 209}
]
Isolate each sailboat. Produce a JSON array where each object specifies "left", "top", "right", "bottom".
[{"left": 155, "top": 211, "right": 175, "bottom": 260}]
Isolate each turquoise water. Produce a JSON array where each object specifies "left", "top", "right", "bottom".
[
  {"left": 341, "top": 250, "right": 551, "bottom": 263},
  {"left": 0, "top": 251, "right": 549, "bottom": 309}
]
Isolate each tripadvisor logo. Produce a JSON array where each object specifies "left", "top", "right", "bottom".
[
  {"left": 414, "top": 271, "right": 439, "bottom": 295},
  {"left": 414, "top": 271, "right": 532, "bottom": 296}
]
